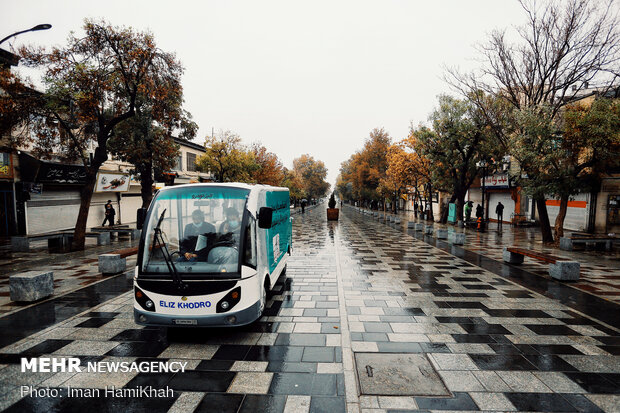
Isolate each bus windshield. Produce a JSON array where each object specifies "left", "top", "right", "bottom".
[{"left": 141, "top": 186, "right": 250, "bottom": 277}]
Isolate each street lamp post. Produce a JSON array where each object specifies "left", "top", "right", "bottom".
[
  {"left": 0, "top": 24, "right": 52, "bottom": 45},
  {"left": 476, "top": 160, "right": 488, "bottom": 232}
]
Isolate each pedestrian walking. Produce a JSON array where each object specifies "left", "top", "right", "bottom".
[
  {"left": 301, "top": 199, "right": 306, "bottom": 214},
  {"left": 102, "top": 200, "right": 115, "bottom": 227},
  {"left": 496, "top": 202, "right": 505, "bottom": 230},
  {"left": 475, "top": 204, "right": 483, "bottom": 219}
]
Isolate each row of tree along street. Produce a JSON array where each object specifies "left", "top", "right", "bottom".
[
  {"left": 0, "top": 19, "right": 329, "bottom": 250},
  {"left": 336, "top": 0, "right": 620, "bottom": 243}
]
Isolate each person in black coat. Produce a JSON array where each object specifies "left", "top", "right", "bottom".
[
  {"left": 102, "top": 200, "right": 115, "bottom": 227},
  {"left": 496, "top": 202, "right": 505, "bottom": 229},
  {"left": 180, "top": 209, "right": 216, "bottom": 261},
  {"left": 475, "top": 204, "right": 483, "bottom": 219}
]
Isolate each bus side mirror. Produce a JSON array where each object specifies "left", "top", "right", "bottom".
[
  {"left": 258, "top": 207, "right": 273, "bottom": 229},
  {"left": 137, "top": 208, "right": 147, "bottom": 230}
]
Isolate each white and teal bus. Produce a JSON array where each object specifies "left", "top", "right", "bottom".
[{"left": 133, "top": 183, "right": 292, "bottom": 327}]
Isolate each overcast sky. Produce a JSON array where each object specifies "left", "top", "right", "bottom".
[{"left": 3, "top": 0, "right": 528, "bottom": 187}]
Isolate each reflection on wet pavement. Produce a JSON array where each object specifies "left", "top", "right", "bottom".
[{"left": 0, "top": 205, "right": 618, "bottom": 412}]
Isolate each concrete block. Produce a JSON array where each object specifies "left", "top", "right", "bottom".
[
  {"left": 549, "top": 261, "right": 580, "bottom": 281},
  {"left": 407, "top": 221, "right": 415, "bottom": 229},
  {"left": 10, "top": 271, "right": 54, "bottom": 302},
  {"left": 449, "top": 232, "right": 465, "bottom": 245},
  {"left": 424, "top": 225, "right": 434, "bottom": 235},
  {"left": 98, "top": 254, "right": 126, "bottom": 275},
  {"left": 436, "top": 229, "right": 448, "bottom": 239},
  {"left": 503, "top": 247, "right": 524, "bottom": 264},
  {"left": 559, "top": 237, "right": 573, "bottom": 251},
  {"left": 415, "top": 223, "right": 425, "bottom": 232},
  {"left": 10, "top": 236, "right": 30, "bottom": 252},
  {"left": 97, "top": 232, "right": 111, "bottom": 246},
  {"left": 394, "top": 218, "right": 401, "bottom": 224}
]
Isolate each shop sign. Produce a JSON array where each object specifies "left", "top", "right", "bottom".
[
  {"left": 24, "top": 182, "right": 43, "bottom": 194},
  {"left": 0, "top": 153, "right": 13, "bottom": 178},
  {"left": 95, "top": 172, "right": 130, "bottom": 192},
  {"left": 483, "top": 174, "right": 509, "bottom": 188},
  {"left": 38, "top": 163, "right": 87, "bottom": 184}
]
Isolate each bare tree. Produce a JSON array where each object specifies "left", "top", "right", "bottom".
[{"left": 447, "top": 0, "right": 620, "bottom": 242}]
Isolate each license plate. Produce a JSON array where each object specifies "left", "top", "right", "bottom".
[{"left": 173, "top": 319, "right": 197, "bottom": 325}]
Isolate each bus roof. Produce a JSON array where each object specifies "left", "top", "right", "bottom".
[{"left": 156, "top": 182, "right": 289, "bottom": 194}]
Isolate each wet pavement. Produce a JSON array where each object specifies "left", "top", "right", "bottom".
[
  {"left": 394, "top": 208, "right": 620, "bottom": 304},
  {"left": 0, "top": 205, "right": 619, "bottom": 412}
]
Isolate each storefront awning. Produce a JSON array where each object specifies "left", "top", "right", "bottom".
[{"left": 18, "top": 153, "right": 87, "bottom": 185}]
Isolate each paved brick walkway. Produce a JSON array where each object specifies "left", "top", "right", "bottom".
[
  {"left": 371, "top": 207, "right": 620, "bottom": 304},
  {"left": 0, "top": 237, "right": 138, "bottom": 316},
  {"left": 0, "top": 205, "right": 618, "bottom": 412}
]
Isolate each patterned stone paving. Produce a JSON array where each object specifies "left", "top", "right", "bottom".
[
  {"left": 390, "top": 209, "right": 620, "bottom": 304},
  {"left": 0, "top": 205, "right": 618, "bottom": 412},
  {"left": 0, "top": 238, "right": 138, "bottom": 316}
]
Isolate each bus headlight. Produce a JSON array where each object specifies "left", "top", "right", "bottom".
[
  {"left": 135, "top": 287, "right": 156, "bottom": 312},
  {"left": 217, "top": 287, "right": 241, "bottom": 313}
]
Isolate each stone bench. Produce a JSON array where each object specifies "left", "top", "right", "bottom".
[
  {"left": 502, "top": 247, "right": 580, "bottom": 281},
  {"left": 436, "top": 229, "right": 448, "bottom": 239},
  {"left": 87, "top": 232, "right": 111, "bottom": 245},
  {"left": 407, "top": 221, "right": 415, "bottom": 229},
  {"left": 98, "top": 254, "right": 126, "bottom": 275},
  {"left": 91, "top": 227, "right": 141, "bottom": 240},
  {"left": 10, "top": 271, "right": 54, "bottom": 302},
  {"left": 448, "top": 232, "right": 466, "bottom": 245},
  {"left": 394, "top": 218, "right": 401, "bottom": 224},
  {"left": 11, "top": 233, "right": 66, "bottom": 252},
  {"left": 61, "top": 232, "right": 111, "bottom": 247},
  {"left": 559, "top": 236, "right": 616, "bottom": 251},
  {"left": 424, "top": 225, "right": 434, "bottom": 235},
  {"left": 415, "top": 223, "right": 425, "bottom": 232}
]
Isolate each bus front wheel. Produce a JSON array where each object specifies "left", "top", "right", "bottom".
[{"left": 259, "top": 280, "right": 268, "bottom": 317}]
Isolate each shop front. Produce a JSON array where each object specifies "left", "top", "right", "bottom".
[
  {"left": 0, "top": 152, "right": 17, "bottom": 236},
  {"left": 18, "top": 153, "right": 87, "bottom": 234}
]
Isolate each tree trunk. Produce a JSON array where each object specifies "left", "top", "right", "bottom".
[
  {"left": 140, "top": 162, "right": 154, "bottom": 208},
  {"left": 535, "top": 196, "right": 554, "bottom": 243},
  {"left": 426, "top": 191, "right": 434, "bottom": 221},
  {"left": 440, "top": 194, "right": 456, "bottom": 224},
  {"left": 456, "top": 193, "right": 466, "bottom": 223},
  {"left": 72, "top": 174, "right": 97, "bottom": 250},
  {"left": 554, "top": 194, "right": 569, "bottom": 242}
]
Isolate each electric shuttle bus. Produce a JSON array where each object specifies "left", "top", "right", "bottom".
[{"left": 133, "top": 183, "right": 292, "bottom": 327}]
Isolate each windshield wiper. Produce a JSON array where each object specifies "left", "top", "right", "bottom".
[{"left": 152, "top": 209, "right": 187, "bottom": 291}]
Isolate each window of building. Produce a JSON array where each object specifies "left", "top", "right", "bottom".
[
  {"left": 174, "top": 154, "right": 183, "bottom": 171},
  {"left": 187, "top": 152, "right": 197, "bottom": 172}
]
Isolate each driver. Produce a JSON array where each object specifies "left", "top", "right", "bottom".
[
  {"left": 220, "top": 207, "right": 241, "bottom": 236},
  {"left": 180, "top": 209, "right": 216, "bottom": 261}
]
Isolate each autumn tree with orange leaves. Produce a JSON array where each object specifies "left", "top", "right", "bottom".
[
  {"left": 379, "top": 143, "right": 418, "bottom": 213},
  {"left": 7, "top": 19, "right": 185, "bottom": 249},
  {"left": 338, "top": 128, "right": 391, "bottom": 207},
  {"left": 251, "top": 143, "right": 285, "bottom": 186},
  {"left": 292, "top": 154, "right": 329, "bottom": 200}
]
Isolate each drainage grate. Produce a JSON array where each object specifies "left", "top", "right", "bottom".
[{"left": 354, "top": 353, "right": 450, "bottom": 396}]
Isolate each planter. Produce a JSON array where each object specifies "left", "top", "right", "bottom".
[{"left": 327, "top": 208, "right": 340, "bottom": 221}]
